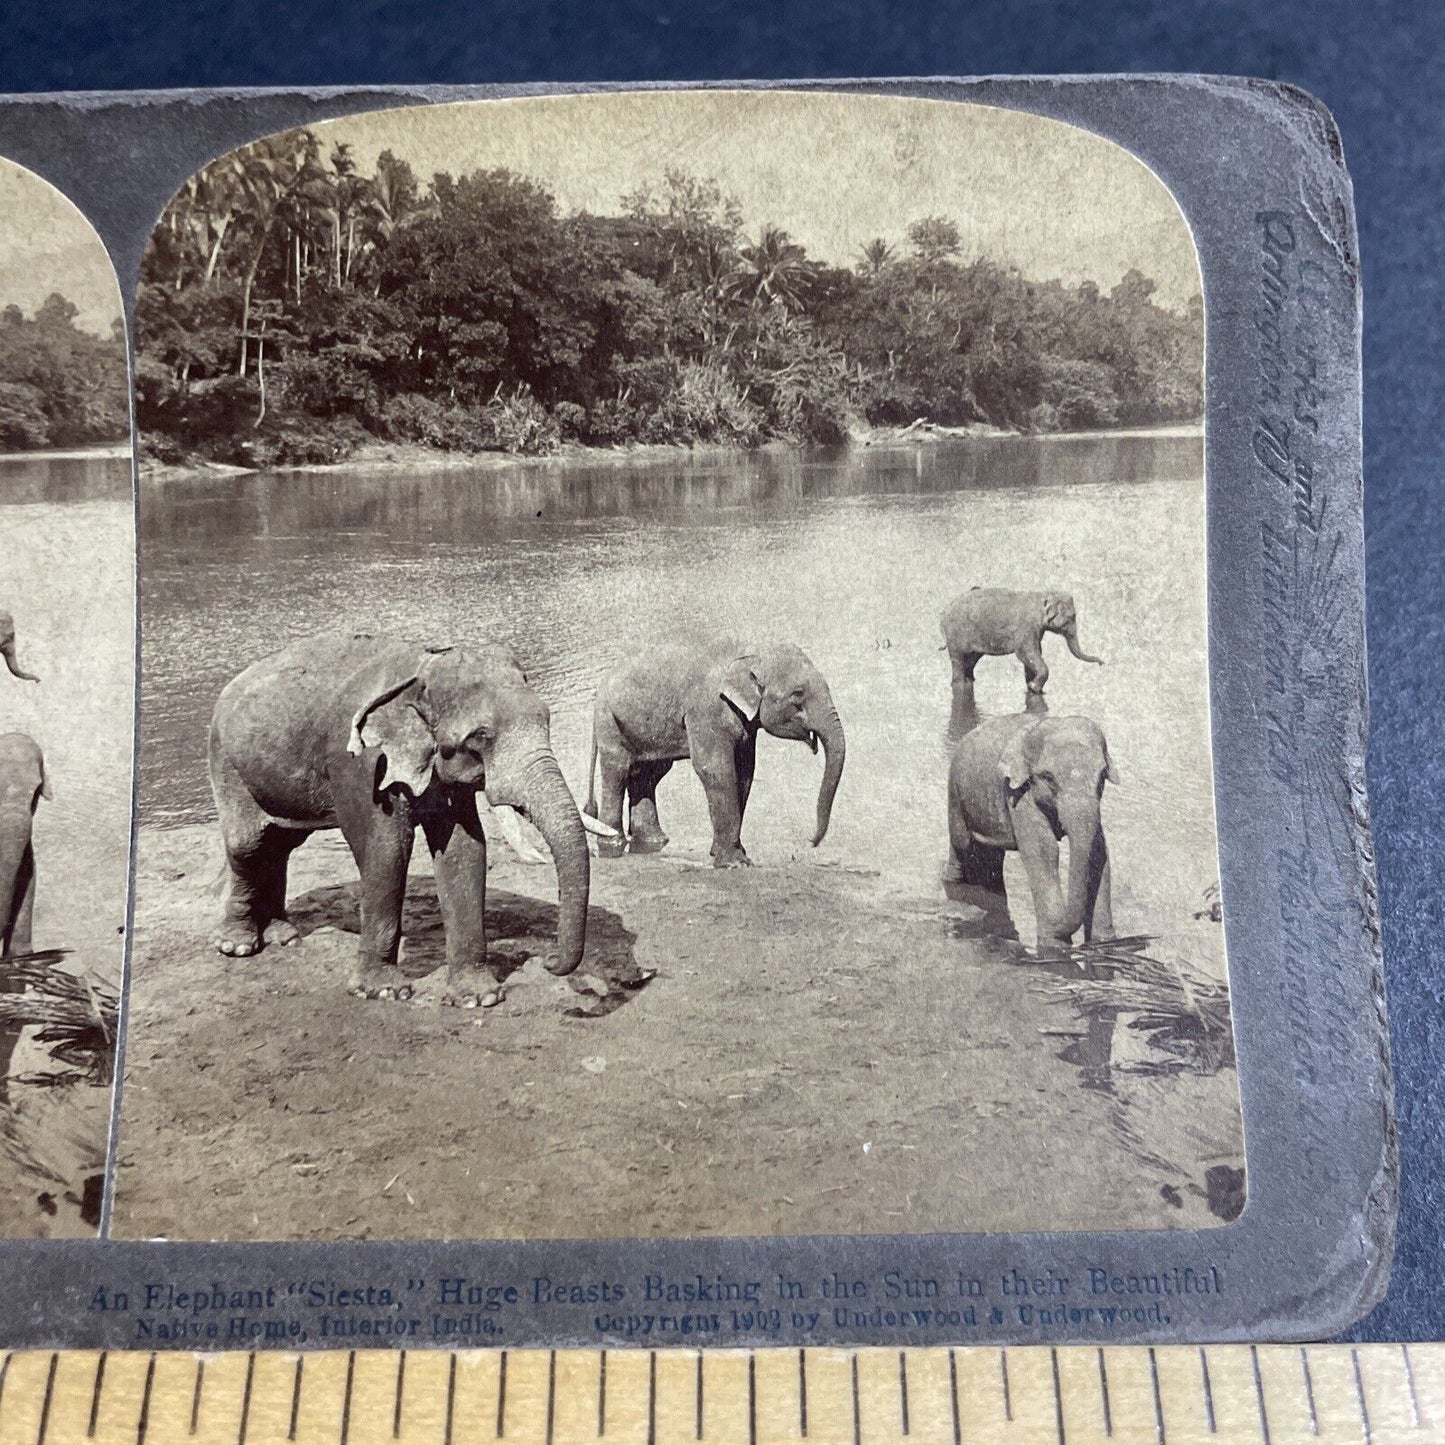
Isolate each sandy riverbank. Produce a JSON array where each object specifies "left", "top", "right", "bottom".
[{"left": 113, "top": 817, "right": 1241, "bottom": 1244}]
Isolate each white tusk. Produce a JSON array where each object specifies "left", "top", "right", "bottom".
[
  {"left": 491, "top": 804, "right": 550, "bottom": 866},
  {"left": 579, "top": 810, "right": 619, "bottom": 838}
]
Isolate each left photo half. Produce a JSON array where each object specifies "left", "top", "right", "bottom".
[{"left": 0, "top": 156, "right": 132, "bottom": 1235}]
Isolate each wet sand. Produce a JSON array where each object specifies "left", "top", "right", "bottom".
[{"left": 113, "top": 820, "right": 1241, "bottom": 1242}]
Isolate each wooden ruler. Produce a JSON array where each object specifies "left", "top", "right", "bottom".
[{"left": 0, "top": 1344, "right": 1437, "bottom": 1444}]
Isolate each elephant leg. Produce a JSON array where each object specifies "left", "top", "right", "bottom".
[
  {"left": 626, "top": 760, "right": 672, "bottom": 853},
  {"left": 944, "top": 837, "right": 1006, "bottom": 893},
  {"left": 692, "top": 749, "right": 749, "bottom": 868},
  {"left": 734, "top": 735, "right": 757, "bottom": 825},
  {"left": 422, "top": 794, "right": 497, "bottom": 1007},
  {"left": 1082, "top": 833, "right": 1114, "bottom": 942},
  {"left": 1018, "top": 642, "right": 1049, "bottom": 694},
  {"left": 5, "top": 843, "right": 35, "bottom": 956},
  {"left": 949, "top": 648, "right": 982, "bottom": 688},
  {"left": 593, "top": 724, "right": 630, "bottom": 859},
  {"left": 336, "top": 795, "right": 416, "bottom": 1000},
  {"left": 213, "top": 765, "right": 299, "bottom": 957}
]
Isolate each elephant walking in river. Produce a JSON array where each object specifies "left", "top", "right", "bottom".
[
  {"left": 208, "top": 633, "right": 614, "bottom": 1004},
  {"left": 941, "top": 588, "right": 1103, "bottom": 695},
  {"left": 946, "top": 712, "right": 1116, "bottom": 946},
  {"left": 585, "top": 637, "right": 846, "bottom": 867}
]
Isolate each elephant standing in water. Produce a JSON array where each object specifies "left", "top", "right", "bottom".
[
  {"left": 941, "top": 588, "right": 1103, "bottom": 695},
  {"left": 209, "top": 633, "right": 614, "bottom": 1004},
  {"left": 585, "top": 638, "right": 845, "bottom": 867},
  {"left": 0, "top": 610, "right": 39, "bottom": 685},
  {"left": 946, "top": 712, "right": 1116, "bottom": 946},
  {"left": 0, "top": 733, "right": 49, "bottom": 957}
]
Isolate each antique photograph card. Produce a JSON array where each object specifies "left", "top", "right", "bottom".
[{"left": 0, "top": 78, "right": 1391, "bottom": 1348}]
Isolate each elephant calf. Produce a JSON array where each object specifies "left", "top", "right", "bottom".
[
  {"left": 945, "top": 712, "right": 1116, "bottom": 945},
  {"left": 585, "top": 637, "right": 845, "bottom": 867},
  {"left": 0, "top": 733, "right": 48, "bottom": 957},
  {"left": 209, "top": 632, "right": 612, "bottom": 1004},
  {"left": 941, "top": 588, "right": 1103, "bottom": 695}
]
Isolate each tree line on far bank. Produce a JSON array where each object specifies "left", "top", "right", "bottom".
[
  {"left": 0, "top": 295, "right": 128, "bottom": 452},
  {"left": 135, "top": 129, "right": 1205, "bottom": 468}
]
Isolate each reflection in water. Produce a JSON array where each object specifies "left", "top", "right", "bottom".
[{"left": 0, "top": 452, "right": 131, "bottom": 504}]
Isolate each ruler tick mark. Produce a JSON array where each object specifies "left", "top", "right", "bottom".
[
  {"left": 948, "top": 1350, "right": 960, "bottom": 1445},
  {"left": 1148, "top": 1348, "right": 1165, "bottom": 1445},
  {"left": 237, "top": 1353, "right": 255, "bottom": 1445},
  {"left": 188, "top": 1360, "right": 203, "bottom": 1436},
  {"left": 135, "top": 1353, "right": 156, "bottom": 1445},
  {"left": 1198, "top": 1348, "right": 1215, "bottom": 1433},
  {"left": 546, "top": 1350, "right": 556, "bottom": 1445},
  {"left": 647, "top": 1351, "right": 656, "bottom": 1445},
  {"left": 899, "top": 1352, "right": 910, "bottom": 1436},
  {"left": 1402, "top": 1344, "right": 1422, "bottom": 1428},
  {"left": 1051, "top": 1347, "right": 1066, "bottom": 1445},
  {"left": 851, "top": 1354, "right": 861, "bottom": 1445},
  {"left": 1097, "top": 1349, "right": 1113, "bottom": 1437},
  {"left": 289, "top": 1356, "right": 304, "bottom": 1441},
  {"left": 1300, "top": 1348, "right": 1318, "bottom": 1436},
  {"left": 497, "top": 1349, "right": 508, "bottom": 1438},
  {"left": 445, "top": 1353, "right": 456, "bottom": 1445},
  {"left": 340, "top": 1352, "right": 355, "bottom": 1445},
  {"left": 392, "top": 1351, "right": 404, "bottom": 1438},
  {"left": 1352, "top": 1348, "right": 1372, "bottom": 1444},
  {"left": 36, "top": 1352, "right": 57, "bottom": 1445},
  {"left": 1250, "top": 1346, "right": 1271, "bottom": 1445},
  {"left": 748, "top": 1353, "right": 757, "bottom": 1445},
  {"left": 1000, "top": 1349, "right": 1012, "bottom": 1421},
  {"left": 798, "top": 1348, "right": 808, "bottom": 1439},
  {"left": 88, "top": 1351, "right": 107, "bottom": 1437}
]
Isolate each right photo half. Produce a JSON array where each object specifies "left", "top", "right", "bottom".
[{"left": 112, "top": 90, "right": 1242, "bottom": 1244}]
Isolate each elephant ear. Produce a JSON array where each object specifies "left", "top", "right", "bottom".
[
  {"left": 1041, "top": 593, "right": 1070, "bottom": 630},
  {"left": 719, "top": 655, "right": 764, "bottom": 722},
  {"left": 998, "top": 728, "right": 1034, "bottom": 798},
  {"left": 348, "top": 675, "right": 437, "bottom": 797},
  {"left": 37, "top": 758, "right": 51, "bottom": 802}
]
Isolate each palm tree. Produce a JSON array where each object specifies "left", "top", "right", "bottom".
[
  {"left": 857, "top": 237, "right": 896, "bottom": 279},
  {"left": 729, "top": 225, "right": 813, "bottom": 310}
]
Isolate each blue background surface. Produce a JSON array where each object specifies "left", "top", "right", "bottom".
[{"left": 0, "top": 0, "right": 1438, "bottom": 1342}]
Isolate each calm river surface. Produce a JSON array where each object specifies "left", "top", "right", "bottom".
[{"left": 140, "top": 430, "right": 1218, "bottom": 956}]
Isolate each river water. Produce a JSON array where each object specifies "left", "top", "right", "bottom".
[{"left": 140, "top": 429, "right": 1221, "bottom": 961}]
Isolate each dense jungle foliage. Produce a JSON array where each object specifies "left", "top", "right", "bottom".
[
  {"left": 0, "top": 296, "right": 128, "bottom": 452},
  {"left": 135, "top": 130, "right": 1204, "bottom": 467}
]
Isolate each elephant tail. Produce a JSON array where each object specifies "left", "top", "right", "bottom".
[{"left": 583, "top": 721, "right": 599, "bottom": 818}]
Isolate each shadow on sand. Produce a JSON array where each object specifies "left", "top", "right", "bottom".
[{"left": 287, "top": 878, "right": 652, "bottom": 1018}]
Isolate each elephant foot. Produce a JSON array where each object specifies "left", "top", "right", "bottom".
[
  {"left": 442, "top": 987, "right": 505, "bottom": 1010},
  {"left": 628, "top": 830, "right": 669, "bottom": 854},
  {"left": 349, "top": 981, "right": 415, "bottom": 1002},
  {"left": 213, "top": 918, "right": 262, "bottom": 957},
  {"left": 595, "top": 834, "right": 626, "bottom": 859},
  {"left": 263, "top": 917, "right": 301, "bottom": 947},
  {"left": 712, "top": 845, "right": 752, "bottom": 869}
]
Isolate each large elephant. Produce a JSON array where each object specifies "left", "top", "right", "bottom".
[
  {"left": 208, "top": 632, "right": 614, "bottom": 1004},
  {"left": 0, "top": 610, "right": 39, "bottom": 684},
  {"left": 0, "top": 732, "right": 48, "bottom": 957},
  {"left": 945, "top": 712, "right": 1116, "bottom": 945},
  {"left": 941, "top": 588, "right": 1103, "bottom": 695},
  {"left": 585, "top": 637, "right": 845, "bottom": 867}
]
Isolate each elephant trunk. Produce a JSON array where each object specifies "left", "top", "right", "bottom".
[
  {"left": 514, "top": 751, "right": 590, "bottom": 976},
  {"left": 1061, "top": 623, "right": 1104, "bottom": 667},
  {"left": 808, "top": 703, "right": 846, "bottom": 847},
  {"left": 0, "top": 640, "right": 37, "bottom": 684},
  {"left": 1053, "top": 803, "right": 1103, "bottom": 943}
]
